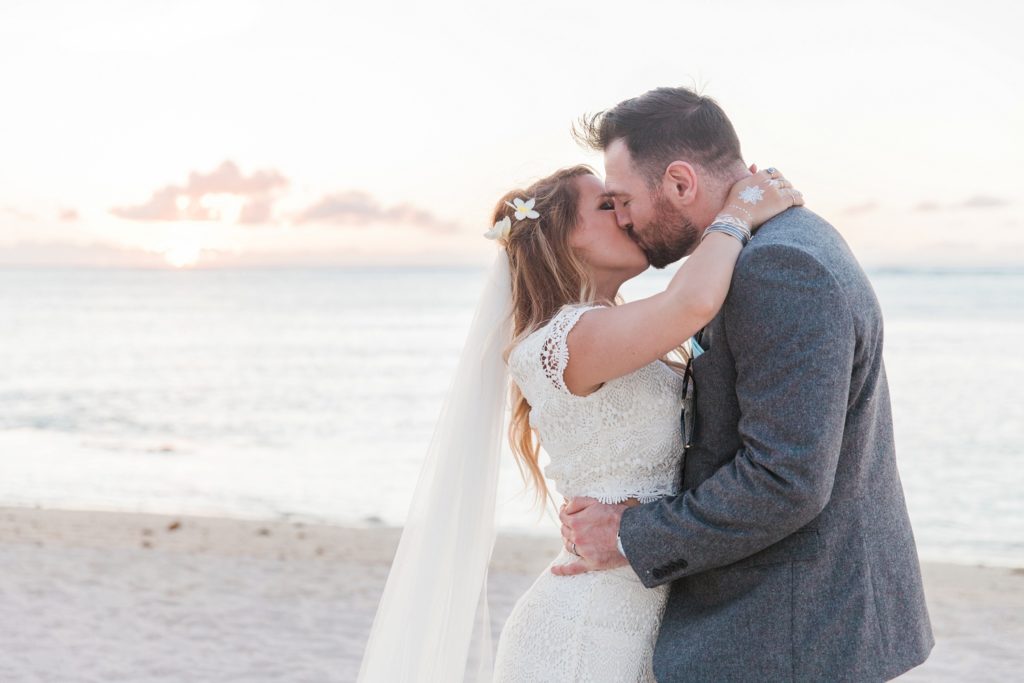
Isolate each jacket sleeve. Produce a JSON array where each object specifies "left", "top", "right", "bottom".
[{"left": 618, "top": 243, "right": 856, "bottom": 588}]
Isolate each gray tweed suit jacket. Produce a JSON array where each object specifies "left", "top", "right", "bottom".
[{"left": 618, "top": 207, "right": 934, "bottom": 682}]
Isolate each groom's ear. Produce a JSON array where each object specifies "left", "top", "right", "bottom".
[{"left": 664, "top": 161, "right": 698, "bottom": 205}]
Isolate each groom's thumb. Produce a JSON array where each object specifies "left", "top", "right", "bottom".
[
  {"left": 564, "top": 496, "right": 597, "bottom": 515},
  {"left": 551, "top": 561, "right": 588, "bottom": 577}
]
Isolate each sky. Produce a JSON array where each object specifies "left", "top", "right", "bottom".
[{"left": 0, "top": 0, "right": 1021, "bottom": 268}]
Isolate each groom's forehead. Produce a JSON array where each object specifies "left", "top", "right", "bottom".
[
  {"left": 603, "top": 141, "right": 641, "bottom": 195},
  {"left": 601, "top": 180, "right": 633, "bottom": 199}
]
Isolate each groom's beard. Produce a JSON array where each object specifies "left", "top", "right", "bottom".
[{"left": 633, "top": 191, "right": 702, "bottom": 269}]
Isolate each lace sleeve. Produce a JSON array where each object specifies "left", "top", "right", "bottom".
[{"left": 538, "top": 304, "right": 605, "bottom": 394}]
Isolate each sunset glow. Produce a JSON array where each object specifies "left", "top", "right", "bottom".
[
  {"left": 0, "top": 1, "right": 1020, "bottom": 268},
  {"left": 162, "top": 247, "right": 202, "bottom": 269},
  {"left": 156, "top": 236, "right": 204, "bottom": 268}
]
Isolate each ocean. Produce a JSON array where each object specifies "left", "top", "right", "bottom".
[{"left": 1, "top": 265, "right": 1021, "bottom": 567}]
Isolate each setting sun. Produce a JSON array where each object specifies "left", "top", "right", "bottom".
[{"left": 158, "top": 238, "right": 203, "bottom": 268}]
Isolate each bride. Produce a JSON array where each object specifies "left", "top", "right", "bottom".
[{"left": 357, "top": 163, "right": 801, "bottom": 681}]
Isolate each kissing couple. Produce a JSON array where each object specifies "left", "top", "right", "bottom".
[{"left": 358, "top": 86, "right": 935, "bottom": 682}]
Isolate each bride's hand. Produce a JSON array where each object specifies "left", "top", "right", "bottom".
[{"left": 720, "top": 167, "right": 804, "bottom": 232}]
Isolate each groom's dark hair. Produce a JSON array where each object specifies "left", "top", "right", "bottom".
[{"left": 574, "top": 86, "right": 743, "bottom": 187}]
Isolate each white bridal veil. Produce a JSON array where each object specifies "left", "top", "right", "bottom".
[{"left": 356, "top": 253, "right": 514, "bottom": 682}]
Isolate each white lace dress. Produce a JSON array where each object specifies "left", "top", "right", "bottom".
[{"left": 492, "top": 303, "right": 685, "bottom": 682}]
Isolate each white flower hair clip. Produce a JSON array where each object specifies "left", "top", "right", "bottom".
[
  {"left": 483, "top": 196, "right": 541, "bottom": 243},
  {"left": 506, "top": 197, "right": 539, "bottom": 220},
  {"left": 484, "top": 216, "right": 512, "bottom": 241}
]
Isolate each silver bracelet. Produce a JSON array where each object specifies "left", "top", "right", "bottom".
[
  {"left": 702, "top": 224, "right": 749, "bottom": 247},
  {"left": 701, "top": 214, "right": 751, "bottom": 247},
  {"left": 710, "top": 213, "right": 752, "bottom": 238}
]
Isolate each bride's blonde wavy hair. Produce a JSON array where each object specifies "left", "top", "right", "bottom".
[
  {"left": 494, "top": 164, "right": 690, "bottom": 515},
  {"left": 493, "top": 165, "right": 607, "bottom": 514}
]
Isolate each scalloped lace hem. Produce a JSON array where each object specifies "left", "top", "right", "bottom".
[{"left": 580, "top": 490, "right": 676, "bottom": 505}]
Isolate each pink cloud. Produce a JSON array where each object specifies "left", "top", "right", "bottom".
[
  {"left": 181, "top": 161, "right": 287, "bottom": 199},
  {"left": 108, "top": 160, "right": 456, "bottom": 232},
  {"left": 238, "top": 197, "right": 275, "bottom": 225},
  {"left": 293, "top": 191, "right": 457, "bottom": 233},
  {"left": 110, "top": 160, "right": 288, "bottom": 223},
  {"left": 914, "top": 196, "right": 1012, "bottom": 212},
  {"left": 962, "top": 195, "right": 1010, "bottom": 209}
]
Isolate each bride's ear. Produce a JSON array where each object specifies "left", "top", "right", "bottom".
[{"left": 664, "top": 161, "right": 698, "bottom": 204}]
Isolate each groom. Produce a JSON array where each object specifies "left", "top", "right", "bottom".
[{"left": 555, "top": 87, "right": 934, "bottom": 681}]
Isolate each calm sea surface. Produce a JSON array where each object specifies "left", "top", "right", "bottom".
[{"left": 1, "top": 266, "right": 1021, "bottom": 566}]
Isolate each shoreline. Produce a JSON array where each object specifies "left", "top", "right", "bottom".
[{"left": 2, "top": 505, "right": 1022, "bottom": 681}]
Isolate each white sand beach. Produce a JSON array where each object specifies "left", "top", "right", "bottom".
[{"left": 1, "top": 506, "right": 1021, "bottom": 682}]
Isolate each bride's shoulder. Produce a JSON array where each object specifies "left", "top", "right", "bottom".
[
  {"left": 508, "top": 302, "right": 608, "bottom": 381},
  {"left": 518, "top": 302, "right": 608, "bottom": 346},
  {"left": 543, "top": 301, "right": 609, "bottom": 344}
]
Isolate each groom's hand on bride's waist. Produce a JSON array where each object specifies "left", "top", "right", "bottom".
[{"left": 551, "top": 496, "right": 636, "bottom": 576}]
